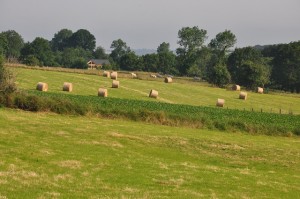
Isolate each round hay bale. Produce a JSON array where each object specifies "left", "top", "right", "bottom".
[
  {"left": 111, "top": 72, "right": 117, "bottom": 80},
  {"left": 98, "top": 88, "right": 108, "bottom": 97},
  {"left": 216, "top": 98, "right": 225, "bottom": 107},
  {"left": 36, "top": 82, "right": 48, "bottom": 91},
  {"left": 103, "top": 71, "right": 110, "bottom": 78},
  {"left": 112, "top": 80, "right": 119, "bottom": 88},
  {"left": 149, "top": 89, "right": 158, "bottom": 98},
  {"left": 239, "top": 91, "right": 248, "bottom": 100},
  {"left": 257, "top": 87, "right": 264, "bottom": 94},
  {"left": 63, "top": 82, "right": 73, "bottom": 92},
  {"left": 131, "top": 73, "right": 137, "bottom": 78},
  {"left": 232, "top": 84, "right": 240, "bottom": 91},
  {"left": 164, "top": 77, "right": 172, "bottom": 83}
]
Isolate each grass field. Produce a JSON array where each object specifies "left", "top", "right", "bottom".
[
  {"left": 0, "top": 108, "right": 299, "bottom": 198},
  {"left": 12, "top": 67, "right": 300, "bottom": 115}
]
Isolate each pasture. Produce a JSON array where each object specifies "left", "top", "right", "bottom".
[
  {"left": 0, "top": 108, "right": 299, "bottom": 198},
  {"left": 13, "top": 67, "right": 300, "bottom": 115}
]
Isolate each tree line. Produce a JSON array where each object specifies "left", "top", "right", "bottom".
[{"left": 0, "top": 27, "right": 299, "bottom": 92}]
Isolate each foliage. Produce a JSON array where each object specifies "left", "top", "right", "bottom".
[
  {"left": 68, "top": 29, "right": 96, "bottom": 52},
  {"left": 50, "top": 28, "right": 73, "bottom": 51},
  {"left": 0, "top": 55, "right": 17, "bottom": 96},
  {"left": 0, "top": 30, "right": 24, "bottom": 61},
  {"left": 263, "top": 41, "right": 300, "bottom": 92},
  {"left": 61, "top": 47, "right": 91, "bottom": 68},
  {"left": 176, "top": 26, "right": 207, "bottom": 74},
  {"left": 93, "top": 46, "right": 108, "bottom": 59},
  {"left": 20, "top": 37, "right": 56, "bottom": 66},
  {"left": 157, "top": 42, "right": 176, "bottom": 74},
  {"left": 207, "top": 62, "right": 231, "bottom": 87},
  {"left": 119, "top": 51, "right": 143, "bottom": 71},
  {"left": 142, "top": 53, "right": 159, "bottom": 72},
  {"left": 110, "top": 39, "right": 131, "bottom": 66},
  {"left": 209, "top": 30, "right": 236, "bottom": 56},
  {"left": 228, "top": 47, "right": 270, "bottom": 88}
]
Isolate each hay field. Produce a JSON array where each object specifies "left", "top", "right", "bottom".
[
  {"left": 0, "top": 108, "right": 299, "bottom": 198},
  {"left": 13, "top": 67, "right": 300, "bottom": 114}
]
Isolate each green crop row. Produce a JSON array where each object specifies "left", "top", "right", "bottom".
[{"left": 8, "top": 90, "right": 298, "bottom": 136}]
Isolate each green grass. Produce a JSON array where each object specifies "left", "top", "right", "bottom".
[
  {"left": 13, "top": 67, "right": 300, "bottom": 115},
  {"left": 0, "top": 108, "right": 299, "bottom": 198}
]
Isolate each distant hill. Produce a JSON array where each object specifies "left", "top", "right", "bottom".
[
  {"left": 253, "top": 45, "right": 272, "bottom": 51},
  {"left": 133, "top": 49, "right": 156, "bottom": 56}
]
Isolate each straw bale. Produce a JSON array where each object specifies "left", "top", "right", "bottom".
[
  {"left": 98, "top": 88, "right": 108, "bottom": 97},
  {"left": 216, "top": 98, "right": 225, "bottom": 107},
  {"left": 257, "top": 87, "right": 264, "bottom": 94},
  {"left": 150, "top": 74, "right": 157, "bottom": 78},
  {"left": 131, "top": 73, "right": 137, "bottom": 78},
  {"left": 164, "top": 77, "right": 173, "bottom": 83},
  {"left": 239, "top": 92, "right": 247, "bottom": 100},
  {"left": 103, "top": 71, "right": 110, "bottom": 78},
  {"left": 149, "top": 89, "right": 158, "bottom": 98},
  {"left": 111, "top": 72, "right": 117, "bottom": 80},
  {"left": 36, "top": 82, "right": 48, "bottom": 91},
  {"left": 63, "top": 82, "right": 73, "bottom": 92},
  {"left": 232, "top": 84, "right": 241, "bottom": 91},
  {"left": 112, "top": 80, "right": 119, "bottom": 88}
]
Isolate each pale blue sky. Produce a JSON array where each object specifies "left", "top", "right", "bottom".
[{"left": 0, "top": 0, "right": 299, "bottom": 50}]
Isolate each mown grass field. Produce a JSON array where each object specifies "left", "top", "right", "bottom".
[
  {"left": 0, "top": 108, "right": 299, "bottom": 198},
  {"left": 12, "top": 67, "right": 300, "bottom": 115}
]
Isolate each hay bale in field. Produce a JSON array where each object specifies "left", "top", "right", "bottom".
[
  {"left": 36, "top": 82, "right": 48, "bottom": 91},
  {"left": 149, "top": 89, "right": 158, "bottom": 98},
  {"left": 112, "top": 80, "right": 119, "bottom": 88},
  {"left": 62, "top": 82, "right": 73, "bottom": 92},
  {"left": 98, "top": 88, "right": 108, "bottom": 97},
  {"left": 257, "top": 87, "right": 264, "bottom": 94},
  {"left": 239, "top": 91, "right": 247, "bottom": 100},
  {"left": 216, "top": 98, "right": 225, "bottom": 107},
  {"left": 150, "top": 74, "right": 157, "bottom": 78},
  {"left": 111, "top": 72, "right": 117, "bottom": 80},
  {"left": 232, "top": 84, "right": 241, "bottom": 91},
  {"left": 103, "top": 71, "right": 110, "bottom": 78},
  {"left": 164, "top": 77, "right": 172, "bottom": 83},
  {"left": 131, "top": 73, "right": 137, "bottom": 78}
]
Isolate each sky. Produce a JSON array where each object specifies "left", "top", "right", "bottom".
[{"left": 0, "top": 0, "right": 299, "bottom": 51}]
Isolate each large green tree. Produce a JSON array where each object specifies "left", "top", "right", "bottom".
[
  {"left": 209, "top": 30, "right": 236, "bottom": 56},
  {"left": 227, "top": 47, "right": 270, "bottom": 88},
  {"left": 93, "top": 46, "right": 108, "bottom": 59},
  {"left": 68, "top": 29, "right": 96, "bottom": 52},
  {"left": 51, "top": 29, "right": 73, "bottom": 51},
  {"left": 157, "top": 42, "right": 176, "bottom": 74},
  {"left": 119, "top": 51, "right": 142, "bottom": 71},
  {"left": 263, "top": 42, "right": 300, "bottom": 92},
  {"left": 110, "top": 39, "right": 131, "bottom": 66},
  {"left": 142, "top": 53, "right": 159, "bottom": 72},
  {"left": 61, "top": 47, "right": 91, "bottom": 69},
  {"left": 176, "top": 26, "right": 207, "bottom": 75},
  {"left": 20, "top": 37, "right": 56, "bottom": 66},
  {"left": 0, "top": 30, "right": 24, "bottom": 61}
]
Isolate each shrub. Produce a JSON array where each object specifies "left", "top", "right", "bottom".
[{"left": 0, "top": 55, "right": 17, "bottom": 97}]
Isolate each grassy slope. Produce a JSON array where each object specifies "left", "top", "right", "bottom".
[
  {"left": 0, "top": 108, "right": 299, "bottom": 198},
  {"left": 13, "top": 67, "right": 300, "bottom": 114}
]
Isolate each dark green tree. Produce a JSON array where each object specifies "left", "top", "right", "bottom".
[
  {"left": 157, "top": 42, "right": 176, "bottom": 74},
  {"left": 0, "top": 30, "right": 24, "bottom": 61},
  {"left": 209, "top": 30, "right": 236, "bottom": 57},
  {"left": 207, "top": 62, "right": 231, "bottom": 87},
  {"left": 20, "top": 37, "right": 55, "bottom": 66},
  {"left": 0, "top": 34, "right": 8, "bottom": 56},
  {"left": 119, "top": 51, "right": 142, "bottom": 71},
  {"left": 68, "top": 29, "right": 96, "bottom": 52},
  {"left": 51, "top": 29, "right": 73, "bottom": 51},
  {"left": 264, "top": 42, "right": 300, "bottom": 92},
  {"left": 227, "top": 47, "right": 270, "bottom": 88},
  {"left": 94, "top": 46, "right": 108, "bottom": 59},
  {"left": 110, "top": 39, "right": 131, "bottom": 66},
  {"left": 142, "top": 53, "right": 159, "bottom": 72},
  {"left": 176, "top": 26, "right": 207, "bottom": 74},
  {"left": 61, "top": 47, "right": 91, "bottom": 68}
]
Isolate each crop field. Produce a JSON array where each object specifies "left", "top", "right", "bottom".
[
  {"left": 12, "top": 67, "right": 300, "bottom": 115},
  {"left": 0, "top": 108, "right": 299, "bottom": 198}
]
